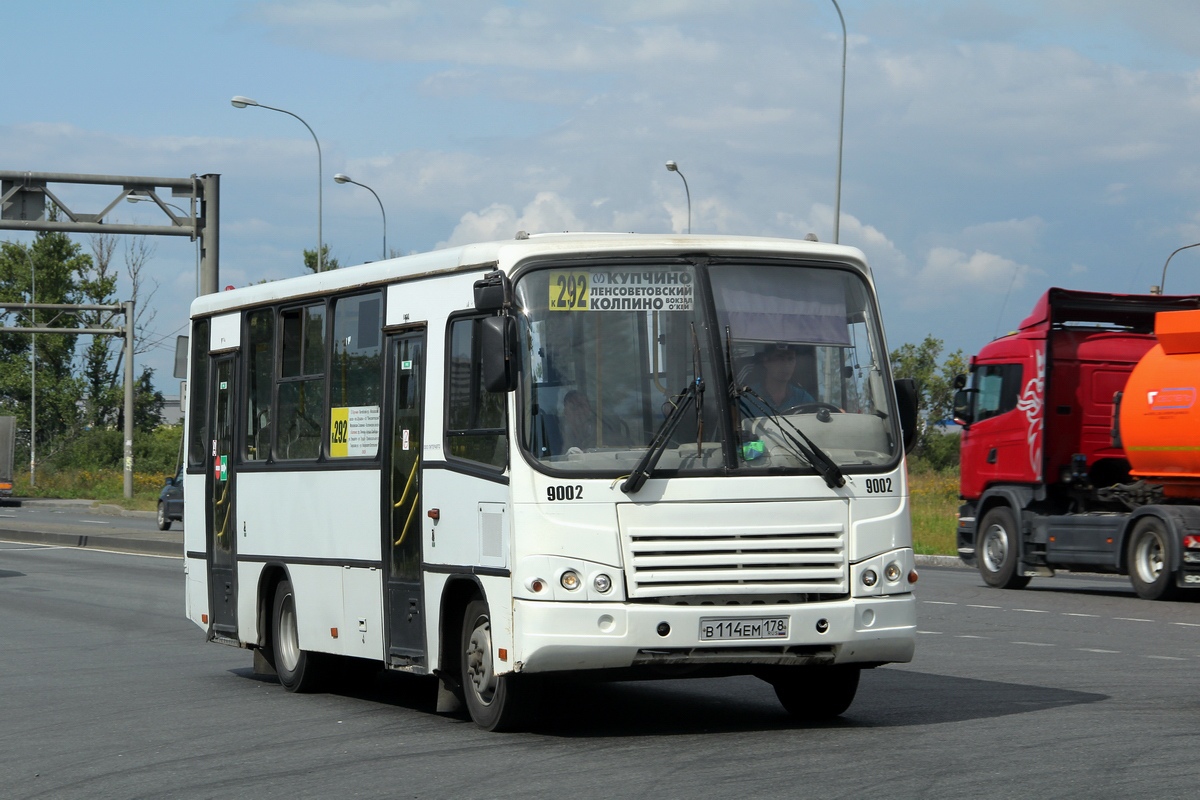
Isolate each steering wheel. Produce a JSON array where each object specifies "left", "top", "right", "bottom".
[{"left": 783, "top": 401, "right": 843, "bottom": 415}]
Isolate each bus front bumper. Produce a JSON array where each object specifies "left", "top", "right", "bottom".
[{"left": 511, "top": 593, "right": 916, "bottom": 674}]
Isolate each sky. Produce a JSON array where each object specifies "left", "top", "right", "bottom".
[{"left": 5, "top": 0, "right": 1200, "bottom": 391}]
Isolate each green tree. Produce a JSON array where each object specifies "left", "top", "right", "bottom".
[
  {"left": 303, "top": 245, "right": 340, "bottom": 273},
  {"left": 890, "top": 334, "right": 967, "bottom": 468},
  {"left": 0, "top": 230, "right": 90, "bottom": 465}
]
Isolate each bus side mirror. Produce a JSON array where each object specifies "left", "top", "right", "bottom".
[
  {"left": 953, "top": 388, "right": 975, "bottom": 427},
  {"left": 894, "top": 378, "right": 919, "bottom": 453},
  {"left": 473, "top": 270, "right": 509, "bottom": 313},
  {"left": 481, "top": 315, "right": 519, "bottom": 393}
]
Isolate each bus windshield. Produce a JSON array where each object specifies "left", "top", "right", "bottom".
[{"left": 514, "top": 259, "right": 899, "bottom": 476}]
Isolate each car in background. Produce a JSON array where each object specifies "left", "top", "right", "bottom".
[{"left": 157, "top": 466, "right": 184, "bottom": 530}]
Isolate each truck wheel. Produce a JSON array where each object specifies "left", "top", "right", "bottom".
[
  {"left": 977, "top": 506, "right": 1030, "bottom": 589},
  {"left": 461, "top": 599, "right": 528, "bottom": 731},
  {"left": 1127, "top": 517, "right": 1179, "bottom": 601}
]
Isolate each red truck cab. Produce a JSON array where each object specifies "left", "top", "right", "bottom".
[{"left": 954, "top": 288, "right": 1200, "bottom": 597}]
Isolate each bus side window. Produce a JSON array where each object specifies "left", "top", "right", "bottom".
[
  {"left": 244, "top": 309, "right": 274, "bottom": 461},
  {"left": 446, "top": 316, "right": 508, "bottom": 469},
  {"left": 187, "top": 318, "right": 210, "bottom": 469},
  {"left": 278, "top": 303, "right": 327, "bottom": 460}
]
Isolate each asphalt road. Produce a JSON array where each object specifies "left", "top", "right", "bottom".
[{"left": 1, "top": 542, "right": 1198, "bottom": 799}]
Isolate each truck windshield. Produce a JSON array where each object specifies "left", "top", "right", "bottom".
[{"left": 513, "top": 259, "right": 899, "bottom": 476}]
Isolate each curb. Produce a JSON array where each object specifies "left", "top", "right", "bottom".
[
  {"left": 0, "top": 528, "right": 181, "bottom": 558},
  {"left": 914, "top": 554, "right": 966, "bottom": 569}
]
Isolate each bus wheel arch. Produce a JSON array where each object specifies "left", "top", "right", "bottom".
[
  {"left": 270, "top": 576, "right": 328, "bottom": 692},
  {"left": 460, "top": 597, "right": 528, "bottom": 731},
  {"left": 256, "top": 564, "right": 289, "bottom": 667}
]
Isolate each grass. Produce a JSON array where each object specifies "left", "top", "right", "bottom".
[
  {"left": 909, "top": 466, "right": 959, "bottom": 556},
  {"left": 12, "top": 468, "right": 172, "bottom": 512}
]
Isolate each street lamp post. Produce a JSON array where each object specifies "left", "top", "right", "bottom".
[
  {"left": 231, "top": 96, "right": 324, "bottom": 272},
  {"left": 665, "top": 160, "right": 691, "bottom": 234},
  {"left": 831, "top": 0, "right": 846, "bottom": 244},
  {"left": 1157, "top": 242, "right": 1200, "bottom": 294},
  {"left": 334, "top": 173, "right": 387, "bottom": 261},
  {"left": 27, "top": 250, "right": 35, "bottom": 488}
]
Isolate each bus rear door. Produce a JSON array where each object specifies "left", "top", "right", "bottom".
[{"left": 384, "top": 329, "right": 426, "bottom": 668}]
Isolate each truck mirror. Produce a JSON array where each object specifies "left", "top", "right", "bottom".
[
  {"left": 481, "top": 315, "right": 519, "bottom": 393},
  {"left": 953, "top": 388, "right": 974, "bottom": 426},
  {"left": 894, "top": 378, "right": 919, "bottom": 453}
]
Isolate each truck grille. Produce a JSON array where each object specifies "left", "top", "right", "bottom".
[{"left": 618, "top": 501, "right": 848, "bottom": 599}]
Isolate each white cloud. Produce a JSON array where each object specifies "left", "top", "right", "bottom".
[{"left": 902, "top": 247, "right": 1033, "bottom": 310}]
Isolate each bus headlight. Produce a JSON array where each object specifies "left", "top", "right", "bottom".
[
  {"left": 885, "top": 562, "right": 902, "bottom": 583},
  {"left": 593, "top": 573, "right": 612, "bottom": 593},
  {"left": 861, "top": 569, "right": 878, "bottom": 587},
  {"left": 560, "top": 570, "right": 581, "bottom": 591}
]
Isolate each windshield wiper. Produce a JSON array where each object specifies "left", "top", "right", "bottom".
[
  {"left": 734, "top": 388, "right": 846, "bottom": 489},
  {"left": 621, "top": 377, "right": 703, "bottom": 494}
]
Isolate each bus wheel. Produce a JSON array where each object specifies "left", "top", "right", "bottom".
[
  {"left": 461, "top": 599, "right": 526, "bottom": 731},
  {"left": 770, "top": 666, "right": 861, "bottom": 721},
  {"left": 1127, "top": 517, "right": 1179, "bottom": 601},
  {"left": 272, "top": 579, "right": 327, "bottom": 692},
  {"left": 977, "top": 506, "right": 1030, "bottom": 589}
]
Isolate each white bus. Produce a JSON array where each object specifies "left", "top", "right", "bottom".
[{"left": 183, "top": 232, "right": 919, "bottom": 730}]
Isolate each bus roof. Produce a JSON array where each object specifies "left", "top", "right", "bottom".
[{"left": 189, "top": 231, "right": 870, "bottom": 318}]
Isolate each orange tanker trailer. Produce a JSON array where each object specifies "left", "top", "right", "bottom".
[{"left": 1121, "top": 308, "right": 1200, "bottom": 499}]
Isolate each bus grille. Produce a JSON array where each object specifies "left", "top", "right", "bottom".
[{"left": 622, "top": 521, "right": 847, "bottom": 599}]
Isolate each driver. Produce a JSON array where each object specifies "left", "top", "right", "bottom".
[{"left": 745, "top": 343, "right": 814, "bottom": 412}]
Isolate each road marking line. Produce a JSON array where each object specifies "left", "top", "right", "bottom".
[
  {"left": 81, "top": 520, "right": 111, "bottom": 525},
  {"left": 1145, "top": 655, "right": 1186, "bottom": 661},
  {"left": 1114, "top": 617, "right": 1153, "bottom": 623},
  {"left": 967, "top": 604, "right": 1001, "bottom": 609},
  {"left": 1172, "top": 622, "right": 1200, "bottom": 628},
  {"left": 922, "top": 601, "right": 957, "bottom": 605},
  {"left": 1013, "top": 608, "right": 1049, "bottom": 613},
  {"left": 1013, "top": 641, "right": 1055, "bottom": 647},
  {"left": 916, "top": 630, "right": 943, "bottom": 635},
  {"left": 957, "top": 635, "right": 989, "bottom": 639},
  {"left": 1078, "top": 648, "right": 1119, "bottom": 654},
  {"left": 1064, "top": 613, "right": 1099, "bottom": 617}
]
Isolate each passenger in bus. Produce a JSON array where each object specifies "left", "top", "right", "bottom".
[
  {"left": 561, "top": 389, "right": 630, "bottom": 452},
  {"left": 744, "top": 343, "right": 814, "bottom": 413},
  {"left": 561, "top": 390, "right": 597, "bottom": 452}
]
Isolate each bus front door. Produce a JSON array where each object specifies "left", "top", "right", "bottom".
[
  {"left": 207, "top": 354, "right": 238, "bottom": 637},
  {"left": 384, "top": 330, "right": 426, "bottom": 667}
]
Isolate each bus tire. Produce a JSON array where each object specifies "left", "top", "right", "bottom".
[
  {"left": 461, "top": 599, "right": 526, "bottom": 731},
  {"left": 1127, "top": 517, "right": 1179, "bottom": 601},
  {"left": 272, "top": 579, "right": 327, "bottom": 692},
  {"left": 977, "top": 506, "right": 1030, "bottom": 589},
  {"left": 770, "top": 665, "right": 861, "bottom": 721}
]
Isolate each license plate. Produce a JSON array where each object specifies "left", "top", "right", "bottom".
[{"left": 699, "top": 616, "right": 789, "bottom": 641}]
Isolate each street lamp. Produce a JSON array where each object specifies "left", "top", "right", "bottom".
[
  {"left": 334, "top": 173, "right": 387, "bottom": 261},
  {"left": 1157, "top": 242, "right": 1200, "bottom": 294},
  {"left": 231, "top": 95, "right": 325, "bottom": 272},
  {"left": 831, "top": 0, "right": 846, "bottom": 244},
  {"left": 665, "top": 160, "right": 691, "bottom": 234}
]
